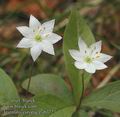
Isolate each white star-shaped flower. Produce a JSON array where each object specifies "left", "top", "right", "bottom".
[
  {"left": 17, "top": 15, "right": 62, "bottom": 61},
  {"left": 69, "top": 38, "right": 112, "bottom": 73}
]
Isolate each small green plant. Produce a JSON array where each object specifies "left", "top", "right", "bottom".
[{"left": 0, "top": 9, "right": 119, "bottom": 117}]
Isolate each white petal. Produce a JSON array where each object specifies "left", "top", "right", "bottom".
[
  {"left": 78, "top": 38, "right": 90, "bottom": 56},
  {"left": 41, "top": 19, "right": 55, "bottom": 34},
  {"left": 78, "top": 38, "right": 87, "bottom": 50},
  {"left": 16, "top": 26, "right": 34, "bottom": 37},
  {"left": 85, "top": 63, "right": 96, "bottom": 73},
  {"left": 96, "top": 53, "right": 112, "bottom": 63},
  {"left": 29, "top": 15, "right": 41, "bottom": 30},
  {"left": 30, "top": 45, "right": 42, "bottom": 61},
  {"left": 93, "top": 61, "right": 107, "bottom": 70},
  {"left": 69, "top": 49, "right": 83, "bottom": 61},
  {"left": 17, "top": 38, "right": 33, "bottom": 48},
  {"left": 74, "top": 61, "right": 86, "bottom": 69},
  {"left": 42, "top": 40, "right": 55, "bottom": 55},
  {"left": 44, "top": 33, "right": 62, "bottom": 44},
  {"left": 90, "top": 41, "right": 102, "bottom": 56}
]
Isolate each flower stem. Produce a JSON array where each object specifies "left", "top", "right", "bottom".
[
  {"left": 26, "top": 61, "right": 34, "bottom": 95},
  {"left": 72, "top": 72, "right": 84, "bottom": 117},
  {"left": 77, "top": 72, "right": 84, "bottom": 111}
]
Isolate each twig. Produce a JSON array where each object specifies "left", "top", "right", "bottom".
[
  {"left": 97, "top": 63, "right": 120, "bottom": 89},
  {"left": 54, "top": 18, "right": 68, "bottom": 32}
]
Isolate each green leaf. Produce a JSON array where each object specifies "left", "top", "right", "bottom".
[
  {"left": 82, "top": 81, "right": 120, "bottom": 112},
  {"left": 49, "top": 106, "right": 75, "bottom": 117},
  {"left": 22, "top": 74, "right": 73, "bottom": 104},
  {"left": 63, "top": 9, "right": 95, "bottom": 105},
  {"left": 19, "top": 95, "right": 74, "bottom": 117},
  {"left": 79, "top": 110, "right": 89, "bottom": 117},
  {"left": 0, "top": 68, "right": 19, "bottom": 105},
  {"left": 72, "top": 110, "right": 89, "bottom": 117}
]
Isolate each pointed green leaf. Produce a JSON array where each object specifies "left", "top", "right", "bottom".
[
  {"left": 0, "top": 68, "right": 19, "bottom": 105},
  {"left": 82, "top": 81, "right": 120, "bottom": 112},
  {"left": 19, "top": 95, "right": 73, "bottom": 117},
  {"left": 50, "top": 106, "right": 75, "bottom": 117},
  {"left": 63, "top": 9, "right": 95, "bottom": 105},
  {"left": 22, "top": 74, "right": 73, "bottom": 104},
  {"left": 72, "top": 110, "right": 89, "bottom": 117}
]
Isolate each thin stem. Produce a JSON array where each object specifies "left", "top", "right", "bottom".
[
  {"left": 26, "top": 61, "right": 34, "bottom": 94},
  {"left": 72, "top": 72, "right": 84, "bottom": 117},
  {"left": 76, "top": 72, "right": 84, "bottom": 112}
]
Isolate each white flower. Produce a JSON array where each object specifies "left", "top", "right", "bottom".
[
  {"left": 17, "top": 15, "right": 62, "bottom": 61},
  {"left": 69, "top": 38, "right": 112, "bottom": 73}
]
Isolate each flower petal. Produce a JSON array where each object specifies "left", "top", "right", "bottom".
[
  {"left": 16, "top": 26, "right": 34, "bottom": 38},
  {"left": 42, "top": 40, "right": 55, "bottom": 55},
  {"left": 96, "top": 53, "right": 112, "bottom": 63},
  {"left": 29, "top": 15, "right": 41, "bottom": 30},
  {"left": 17, "top": 38, "right": 33, "bottom": 48},
  {"left": 90, "top": 41, "right": 102, "bottom": 56},
  {"left": 30, "top": 45, "right": 42, "bottom": 61},
  {"left": 74, "top": 61, "right": 86, "bottom": 69},
  {"left": 78, "top": 38, "right": 90, "bottom": 55},
  {"left": 78, "top": 38, "right": 88, "bottom": 51},
  {"left": 44, "top": 33, "right": 62, "bottom": 44},
  {"left": 85, "top": 63, "right": 96, "bottom": 73},
  {"left": 93, "top": 61, "right": 107, "bottom": 70},
  {"left": 41, "top": 19, "right": 55, "bottom": 34},
  {"left": 69, "top": 49, "right": 83, "bottom": 61}
]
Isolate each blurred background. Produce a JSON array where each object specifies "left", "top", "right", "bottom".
[{"left": 0, "top": 0, "right": 120, "bottom": 116}]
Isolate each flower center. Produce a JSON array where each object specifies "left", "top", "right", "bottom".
[
  {"left": 35, "top": 34, "right": 42, "bottom": 42},
  {"left": 84, "top": 56, "right": 92, "bottom": 63}
]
